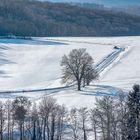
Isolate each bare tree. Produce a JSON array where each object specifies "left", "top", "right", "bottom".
[
  {"left": 68, "top": 108, "right": 79, "bottom": 140},
  {"left": 115, "top": 93, "right": 127, "bottom": 140},
  {"left": 0, "top": 101, "right": 6, "bottom": 140},
  {"left": 95, "top": 97, "right": 116, "bottom": 140},
  {"left": 0, "top": 88, "right": 137, "bottom": 140},
  {"left": 31, "top": 103, "right": 39, "bottom": 140},
  {"left": 83, "top": 66, "right": 98, "bottom": 87},
  {"left": 126, "top": 85, "right": 140, "bottom": 140},
  {"left": 50, "top": 104, "right": 57, "bottom": 140},
  {"left": 78, "top": 107, "right": 88, "bottom": 140},
  {"left": 61, "top": 48, "right": 96, "bottom": 90},
  {"left": 12, "top": 96, "right": 31, "bottom": 140},
  {"left": 5, "top": 100, "right": 13, "bottom": 140},
  {"left": 56, "top": 105, "right": 66, "bottom": 140},
  {"left": 90, "top": 109, "right": 99, "bottom": 140},
  {"left": 39, "top": 96, "right": 57, "bottom": 140}
]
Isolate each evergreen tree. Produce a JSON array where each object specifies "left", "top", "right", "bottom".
[{"left": 127, "top": 85, "right": 140, "bottom": 140}]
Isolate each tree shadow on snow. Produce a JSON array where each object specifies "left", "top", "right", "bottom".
[{"left": 81, "top": 85, "right": 123, "bottom": 97}]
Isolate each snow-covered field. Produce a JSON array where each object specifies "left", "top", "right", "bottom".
[{"left": 0, "top": 37, "right": 140, "bottom": 107}]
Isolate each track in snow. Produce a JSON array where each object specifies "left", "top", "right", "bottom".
[
  {"left": 95, "top": 47, "right": 125, "bottom": 73},
  {"left": 0, "top": 46, "right": 125, "bottom": 98}
]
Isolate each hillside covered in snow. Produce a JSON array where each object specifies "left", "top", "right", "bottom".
[{"left": 0, "top": 37, "right": 139, "bottom": 107}]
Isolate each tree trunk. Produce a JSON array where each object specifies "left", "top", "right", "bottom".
[
  {"left": 32, "top": 121, "right": 36, "bottom": 140},
  {"left": 78, "top": 81, "right": 81, "bottom": 91},
  {"left": 43, "top": 118, "right": 46, "bottom": 140},
  {"left": 37, "top": 120, "right": 42, "bottom": 140},
  {"left": 51, "top": 116, "right": 55, "bottom": 140},
  {"left": 93, "top": 124, "right": 97, "bottom": 140},
  {"left": 83, "top": 119, "right": 87, "bottom": 140},
  {"left": 56, "top": 118, "right": 61, "bottom": 140},
  {"left": 83, "top": 129, "right": 87, "bottom": 140},
  {"left": 0, "top": 111, "right": 3, "bottom": 140},
  {"left": 20, "top": 124, "right": 23, "bottom": 140},
  {"left": 107, "top": 115, "right": 111, "bottom": 140},
  {"left": 101, "top": 121, "right": 105, "bottom": 140},
  {"left": 11, "top": 119, "right": 15, "bottom": 140},
  {"left": 83, "top": 77, "right": 86, "bottom": 87},
  {"left": 73, "top": 131, "right": 77, "bottom": 140},
  {"left": 7, "top": 105, "right": 10, "bottom": 140},
  {"left": 137, "top": 112, "right": 140, "bottom": 139},
  {"left": 46, "top": 117, "right": 50, "bottom": 140}
]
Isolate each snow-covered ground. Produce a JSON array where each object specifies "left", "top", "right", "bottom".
[{"left": 0, "top": 37, "right": 140, "bottom": 107}]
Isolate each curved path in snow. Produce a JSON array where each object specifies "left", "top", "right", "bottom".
[{"left": 95, "top": 47, "right": 125, "bottom": 73}]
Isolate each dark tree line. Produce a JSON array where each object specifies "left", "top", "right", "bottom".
[
  {"left": 0, "top": 84, "right": 139, "bottom": 140},
  {"left": 0, "top": 0, "right": 140, "bottom": 37}
]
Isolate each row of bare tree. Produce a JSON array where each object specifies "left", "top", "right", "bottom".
[{"left": 0, "top": 85, "right": 140, "bottom": 140}]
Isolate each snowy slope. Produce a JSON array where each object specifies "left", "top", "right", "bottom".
[
  {"left": 0, "top": 38, "right": 113, "bottom": 90},
  {"left": 98, "top": 39, "right": 140, "bottom": 90},
  {"left": 50, "top": 37, "right": 140, "bottom": 91},
  {"left": 0, "top": 37, "right": 140, "bottom": 107}
]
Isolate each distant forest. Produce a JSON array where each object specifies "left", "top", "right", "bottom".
[{"left": 0, "top": 0, "right": 140, "bottom": 36}]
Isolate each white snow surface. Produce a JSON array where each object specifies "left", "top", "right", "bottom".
[{"left": 0, "top": 37, "right": 140, "bottom": 108}]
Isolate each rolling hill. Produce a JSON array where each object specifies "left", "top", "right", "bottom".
[
  {"left": 0, "top": 37, "right": 140, "bottom": 108},
  {"left": 1, "top": 0, "right": 140, "bottom": 36}
]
